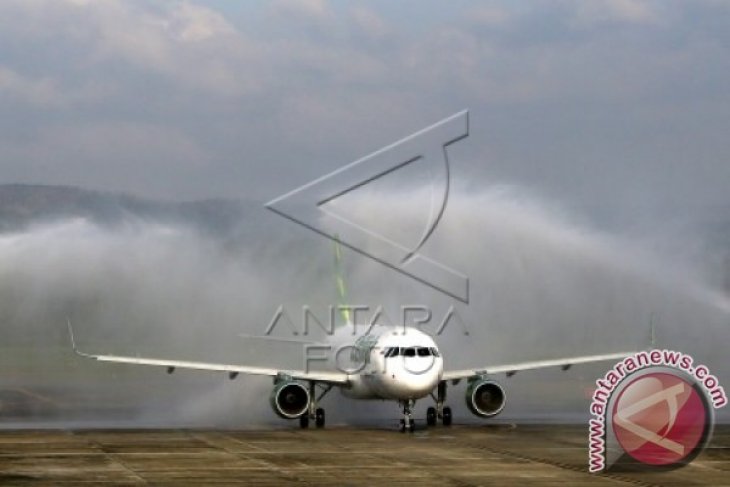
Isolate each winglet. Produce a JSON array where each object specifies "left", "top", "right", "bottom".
[
  {"left": 67, "top": 319, "right": 93, "bottom": 359},
  {"left": 648, "top": 312, "right": 657, "bottom": 350},
  {"left": 67, "top": 318, "right": 77, "bottom": 351}
]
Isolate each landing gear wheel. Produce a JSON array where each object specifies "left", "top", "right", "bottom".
[
  {"left": 315, "top": 408, "right": 325, "bottom": 428},
  {"left": 442, "top": 406, "right": 452, "bottom": 426},
  {"left": 299, "top": 414, "right": 310, "bottom": 429},
  {"left": 400, "top": 418, "right": 415, "bottom": 432},
  {"left": 426, "top": 407, "right": 437, "bottom": 427}
]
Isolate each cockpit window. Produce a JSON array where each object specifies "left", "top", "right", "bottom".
[{"left": 385, "top": 347, "right": 439, "bottom": 358}]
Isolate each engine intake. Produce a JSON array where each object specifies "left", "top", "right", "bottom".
[
  {"left": 465, "top": 378, "right": 506, "bottom": 418},
  {"left": 270, "top": 380, "right": 310, "bottom": 419}
]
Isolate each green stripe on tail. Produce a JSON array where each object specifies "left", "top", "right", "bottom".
[{"left": 333, "top": 235, "right": 352, "bottom": 326}]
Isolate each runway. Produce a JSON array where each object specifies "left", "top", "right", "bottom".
[{"left": 0, "top": 425, "right": 726, "bottom": 486}]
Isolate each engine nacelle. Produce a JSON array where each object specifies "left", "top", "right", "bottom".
[
  {"left": 465, "top": 378, "right": 506, "bottom": 418},
  {"left": 270, "top": 380, "right": 310, "bottom": 419}
]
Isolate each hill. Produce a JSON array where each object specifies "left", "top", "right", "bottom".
[{"left": 0, "top": 184, "right": 248, "bottom": 237}]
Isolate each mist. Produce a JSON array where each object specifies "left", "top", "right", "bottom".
[{"left": 0, "top": 182, "right": 727, "bottom": 428}]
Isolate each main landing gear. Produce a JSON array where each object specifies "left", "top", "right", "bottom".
[
  {"left": 428, "top": 380, "right": 452, "bottom": 427},
  {"left": 300, "top": 382, "right": 332, "bottom": 429}
]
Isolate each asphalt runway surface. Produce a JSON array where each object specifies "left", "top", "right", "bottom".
[{"left": 0, "top": 424, "right": 726, "bottom": 486}]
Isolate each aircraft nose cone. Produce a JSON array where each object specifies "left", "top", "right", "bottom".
[{"left": 384, "top": 358, "right": 442, "bottom": 399}]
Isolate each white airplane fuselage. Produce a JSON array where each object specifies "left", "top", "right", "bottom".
[{"left": 326, "top": 326, "right": 444, "bottom": 401}]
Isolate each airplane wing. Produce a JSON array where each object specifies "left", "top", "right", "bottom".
[
  {"left": 441, "top": 350, "right": 635, "bottom": 382},
  {"left": 68, "top": 323, "right": 349, "bottom": 385}
]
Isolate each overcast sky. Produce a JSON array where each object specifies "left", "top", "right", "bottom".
[{"left": 0, "top": 0, "right": 728, "bottom": 228}]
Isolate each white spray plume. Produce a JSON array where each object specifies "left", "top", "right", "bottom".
[{"left": 0, "top": 185, "right": 727, "bottom": 426}]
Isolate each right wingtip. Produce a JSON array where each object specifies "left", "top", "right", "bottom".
[
  {"left": 67, "top": 318, "right": 76, "bottom": 350},
  {"left": 647, "top": 312, "right": 657, "bottom": 350}
]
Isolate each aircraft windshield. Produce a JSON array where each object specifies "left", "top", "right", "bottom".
[{"left": 384, "top": 347, "right": 438, "bottom": 357}]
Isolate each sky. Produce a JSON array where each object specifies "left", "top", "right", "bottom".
[{"left": 0, "top": 0, "right": 728, "bottom": 226}]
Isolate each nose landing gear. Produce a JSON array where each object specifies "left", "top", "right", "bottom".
[
  {"left": 399, "top": 399, "right": 416, "bottom": 433},
  {"left": 427, "top": 381, "right": 452, "bottom": 427}
]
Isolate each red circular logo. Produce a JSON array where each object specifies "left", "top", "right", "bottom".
[{"left": 612, "top": 372, "right": 709, "bottom": 466}]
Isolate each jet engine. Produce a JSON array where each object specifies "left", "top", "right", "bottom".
[
  {"left": 270, "top": 380, "right": 310, "bottom": 419},
  {"left": 465, "top": 378, "right": 506, "bottom": 418}
]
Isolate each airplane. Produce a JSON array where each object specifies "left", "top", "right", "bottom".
[{"left": 68, "top": 241, "right": 639, "bottom": 432}]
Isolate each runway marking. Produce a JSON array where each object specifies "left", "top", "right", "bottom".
[
  {"left": 288, "top": 429, "right": 481, "bottom": 487},
  {"left": 186, "top": 431, "right": 320, "bottom": 485},
  {"left": 73, "top": 433, "right": 149, "bottom": 485},
  {"left": 448, "top": 437, "right": 664, "bottom": 487}
]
